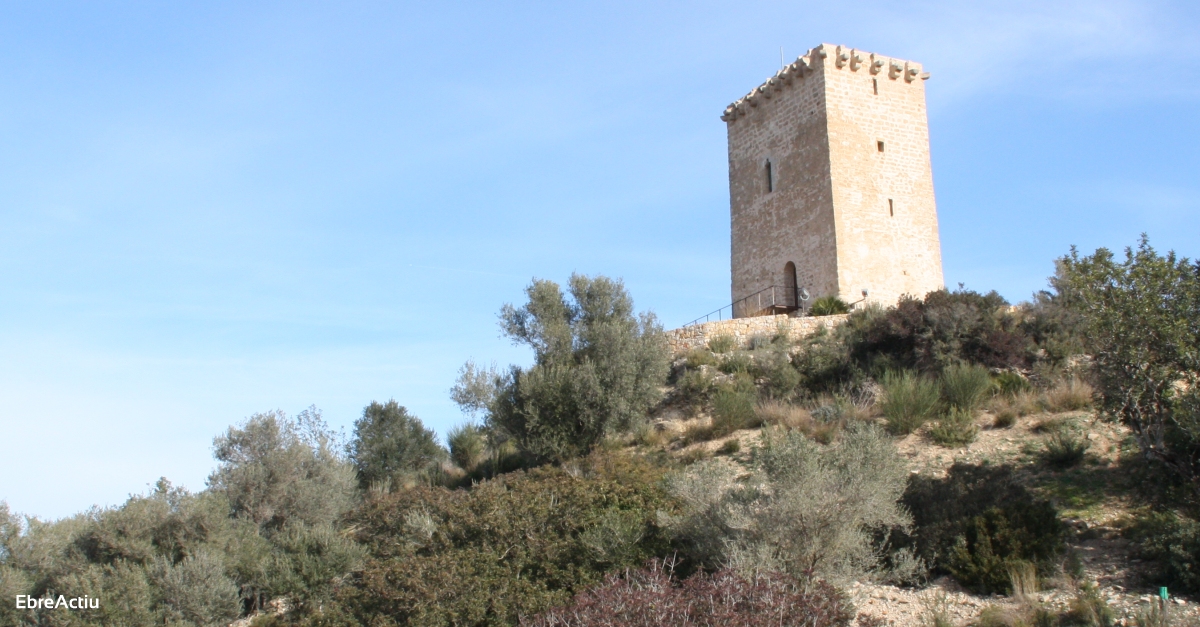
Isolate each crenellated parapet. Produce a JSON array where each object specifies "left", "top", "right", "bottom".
[{"left": 721, "top": 43, "right": 930, "bottom": 122}]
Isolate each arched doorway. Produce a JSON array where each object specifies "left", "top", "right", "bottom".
[{"left": 784, "top": 262, "right": 798, "bottom": 308}]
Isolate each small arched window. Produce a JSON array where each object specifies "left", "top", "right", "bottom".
[{"left": 765, "top": 161, "right": 774, "bottom": 193}]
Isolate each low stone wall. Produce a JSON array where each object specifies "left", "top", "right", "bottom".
[{"left": 664, "top": 313, "right": 849, "bottom": 354}]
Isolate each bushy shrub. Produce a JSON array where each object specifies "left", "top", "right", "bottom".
[
  {"left": 708, "top": 333, "right": 737, "bottom": 354},
  {"left": 995, "top": 371, "right": 1032, "bottom": 396},
  {"left": 810, "top": 296, "right": 851, "bottom": 316},
  {"left": 791, "top": 326, "right": 865, "bottom": 396},
  {"left": 756, "top": 350, "right": 801, "bottom": 400},
  {"left": 941, "top": 363, "right": 994, "bottom": 412},
  {"left": 330, "top": 454, "right": 675, "bottom": 627},
  {"left": 847, "top": 289, "right": 1033, "bottom": 373},
  {"left": 880, "top": 370, "right": 942, "bottom": 435},
  {"left": 899, "top": 464, "right": 1064, "bottom": 594},
  {"left": 447, "top": 423, "right": 488, "bottom": 472},
  {"left": 711, "top": 389, "right": 760, "bottom": 437},
  {"left": 1127, "top": 511, "right": 1200, "bottom": 594},
  {"left": 349, "top": 400, "right": 446, "bottom": 489},
  {"left": 929, "top": 407, "right": 979, "bottom": 447},
  {"left": 675, "top": 369, "right": 715, "bottom": 410},
  {"left": 523, "top": 560, "right": 855, "bottom": 627},
  {"left": 666, "top": 424, "right": 913, "bottom": 582},
  {"left": 1059, "top": 237, "right": 1200, "bottom": 495},
  {"left": 149, "top": 550, "right": 240, "bottom": 627}
]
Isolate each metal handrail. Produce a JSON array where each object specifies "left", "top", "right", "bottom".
[{"left": 684, "top": 285, "right": 808, "bottom": 327}]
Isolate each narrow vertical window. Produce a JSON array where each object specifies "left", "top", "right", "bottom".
[
  {"left": 765, "top": 161, "right": 773, "bottom": 193},
  {"left": 888, "top": 199, "right": 894, "bottom": 216},
  {"left": 873, "top": 78, "right": 878, "bottom": 95},
  {"left": 877, "top": 140, "right": 885, "bottom": 152}
]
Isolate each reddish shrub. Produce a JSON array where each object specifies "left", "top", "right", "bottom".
[{"left": 522, "top": 560, "right": 855, "bottom": 627}]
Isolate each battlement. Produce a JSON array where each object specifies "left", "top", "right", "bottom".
[{"left": 721, "top": 44, "right": 930, "bottom": 122}]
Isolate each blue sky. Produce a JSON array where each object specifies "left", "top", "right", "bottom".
[{"left": 1, "top": 1, "right": 1197, "bottom": 520}]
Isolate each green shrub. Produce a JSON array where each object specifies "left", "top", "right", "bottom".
[
  {"left": 995, "top": 371, "right": 1032, "bottom": 396},
  {"left": 708, "top": 333, "right": 737, "bottom": 354},
  {"left": 880, "top": 370, "right": 942, "bottom": 435},
  {"left": 1043, "top": 431, "right": 1090, "bottom": 469},
  {"left": 846, "top": 289, "right": 1034, "bottom": 373},
  {"left": 791, "top": 326, "right": 865, "bottom": 395},
  {"left": 810, "top": 296, "right": 851, "bottom": 316},
  {"left": 929, "top": 407, "right": 979, "bottom": 447},
  {"left": 350, "top": 400, "right": 446, "bottom": 489},
  {"left": 941, "top": 363, "right": 994, "bottom": 411},
  {"left": 448, "top": 423, "right": 487, "bottom": 472},
  {"left": 1127, "top": 511, "right": 1200, "bottom": 594},
  {"left": 149, "top": 550, "right": 241, "bottom": 626},
  {"left": 330, "top": 454, "right": 675, "bottom": 627},
  {"left": 757, "top": 350, "right": 801, "bottom": 400},
  {"left": 666, "top": 424, "right": 914, "bottom": 582},
  {"left": 676, "top": 369, "right": 716, "bottom": 409},
  {"left": 899, "top": 464, "right": 1064, "bottom": 594},
  {"left": 1059, "top": 237, "right": 1200, "bottom": 495},
  {"left": 478, "top": 274, "right": 671, "bottom": 462},
  {"left": 711, "top": 389, "right": 759, "bottom": 437}
]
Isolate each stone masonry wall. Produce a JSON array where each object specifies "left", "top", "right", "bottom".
[
  {"left": 664, "top": 313, "right": 849, "bottom": 354},
  {"left": 722, "top": 43, "right": 943, "bottom": 311}
]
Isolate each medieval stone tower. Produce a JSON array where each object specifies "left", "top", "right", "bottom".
[{"left": 723, "top": 43, "right": 944, "bottom": 316}]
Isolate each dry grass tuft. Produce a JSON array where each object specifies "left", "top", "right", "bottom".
[{"left": 1041, "top": 378, "right": 1095, "bottom": 413}]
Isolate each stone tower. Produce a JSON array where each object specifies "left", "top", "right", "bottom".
[{"left": 723, "top": 43, "right": 944, "bottom": 316}]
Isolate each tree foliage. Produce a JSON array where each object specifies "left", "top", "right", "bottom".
[
  {"left": 208, "top": 408, "right": 356, "bottom": 531},
  {"left": 456, "top": 274, "right": 670, "bottom": 462},
  {"left": 1059, "top": 236, "right": 1200, "bottom": 494}
]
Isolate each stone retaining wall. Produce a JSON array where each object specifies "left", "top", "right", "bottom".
[{"left": 665, "top": 313, "right": 849, "bottom": 354}]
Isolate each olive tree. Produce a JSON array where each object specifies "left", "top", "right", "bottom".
[
  {"left": 207, "top": 408, "right": 356, "bottom": 531},
  {"left": 453, "top": 274, "right": 670, "bottom": 462}
]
